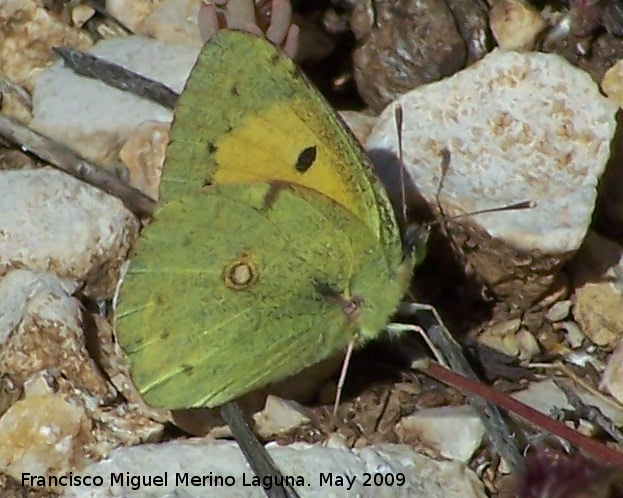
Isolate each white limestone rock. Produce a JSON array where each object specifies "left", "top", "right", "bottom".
[
  {"left": 513, "top": 379, "right": 623, "bottom": 425},
  {"left": 571, "top": 231, "right": 623, "bottom": 348},
  {"left": 339, "top": 110, "right": 377, "bottom": 145},
  {"left": 253, "top": 395, "right": 311, "bottom": 439},
  {"left": 30, "top": 36, "right": 199, "bottom": 169},
  {"left": 0, "top": 270, "right": 107, "bottom": 397},
  {"left": 119, "top": 120, "right": 169, "bottom": 200},
  {"left": 0, "top": 270, "right": 165, "bottom": 484},
  {"left": 0, "top": 168, "right": 139, "bottom": 299},
  {"left": 602, "top": 340, "right": 623, "bottom": 405},
  {"left": 61, "top": 440, "right": 486, "bottom": 498},
  {"left": 105, "top": 0, "right": 158, "bottom": 33},
  {"left": 545, "top": 299, "right": 573, "bottom": 322},
  {"left": 394, "top": 405, "right": 485, "bottom": 462},
  {"left": 0, "top": 0, "right": 92, "bottom": 92},
  {"left": 142, "top": 0, "right": 204, "bottom": 47},
  {"left": 602, "top": 57, "right": 623, "bottom": 108},
  {"left": 367, "top": 50, "right": 617, "bottom": 307}
]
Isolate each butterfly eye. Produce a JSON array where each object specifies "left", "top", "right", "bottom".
[
  {"left": 313, "top": 280, "right": 364, "bottom": 323},
  {"left": 223, "top": 253, "right": 258, "bottom": 290}
]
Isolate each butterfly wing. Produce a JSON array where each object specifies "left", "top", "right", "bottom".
[
  {"left": 164, "top": 30, "right": 399, "bottom": 256},
  {"left": 115, "top": 30, "right": 409, "bottom": 409},
  {"left": 116, "top": 183, "right": 403, "bottom": 408}
]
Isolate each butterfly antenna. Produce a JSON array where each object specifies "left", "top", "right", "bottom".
[
  {"left": 394, "top": 104, "right": 408, "bottom": 230},
  {"left": 333, "top": 339, "right": 356, "bottom": 416},
  {"left": 434, "top": 148, "right": 452, "bottom": 223},
  {"left": 427, "top": 148, "right": 535, "bottom": 230}
]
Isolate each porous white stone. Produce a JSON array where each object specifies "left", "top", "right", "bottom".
[
  {"left": 0, "top": 270, "right": 98, "bottom": 387},
  {"left": 546, "top": 300, "right": 573, "bottom": 322},
  {"left": 571, "top": 231, "right": 623, "bottom": 348},
  {"left": 602, "top": 57, "right": 623, "bottom": 108},
  {"left": 367, "top": 50, "right": 617, "bottom": 306},
  {"left": 142, "top": 0, "right": 204, "bottom": 47},
  {"left": 0, "top": 168, "right": 139, "bottom": 298},
  {"left": 105, "top": 0, "right": 157, "bottom": 33},
  {"left": 394, "top": 405, "right": 485, "bottom": 462},
  {"left": 253, "top": 395, "right": 311, "bottom": 439},
  {"left": 61, "top": 440, "right": 486, "bottom": 498},
  {"left": 514, "top": 379, "right": 623, "bottom": 425},
  {"left": 0, "top": 270, "right": 165, "bottom": 482},
  {"left": 30, "top": 36, "right": 199, "bottom": 168},
  {"left": 602, "top": 340, "right": 623, "bottom": 405},
  {"left": 0, "top": 0, "right": 92, "bottom": 91}
]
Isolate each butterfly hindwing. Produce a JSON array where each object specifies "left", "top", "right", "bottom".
[{"left": 116, "top": 184, "right": 402, "bottom": 408}]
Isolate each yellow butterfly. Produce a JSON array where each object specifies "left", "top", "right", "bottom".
[{"left": 114, "top": 30, "right": 414, "bottom": 410}]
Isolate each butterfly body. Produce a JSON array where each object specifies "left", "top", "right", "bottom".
[{"left": 115, "top": 30, "right": 410, "bottom": 409}]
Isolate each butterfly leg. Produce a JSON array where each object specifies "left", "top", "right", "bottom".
[
  {"left": 385, "top": 321, "right": 448, "bottom": 368},
  {"left": 391, "top": 301, "right": 473, "bottom": 373},
  {"left": 333, "top": 339, "right": 356, "bottom": 416}
]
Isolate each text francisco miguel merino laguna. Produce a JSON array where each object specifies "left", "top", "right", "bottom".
[{"left": 22, "top": 472, "right": 349, "bottom": 491}]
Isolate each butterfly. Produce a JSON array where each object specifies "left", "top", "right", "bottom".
[{"left": 114, "top": 29, "right": 418, "bottom": 410}]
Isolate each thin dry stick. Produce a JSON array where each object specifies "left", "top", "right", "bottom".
[
  {"left": 52, "top": 47, "right": 179, "bottom": 109},
  {"left": 394, "top": 104, "right": 408, "bottom": 228},
  {"left": 0, "top": 114, "right": 155, "bottom": 217},
  {"left": 220, "top": 402, "right": 301, "bottom": 498}
]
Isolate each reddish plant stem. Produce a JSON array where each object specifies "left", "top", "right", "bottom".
[{"left": 422, "top": 361, "right": 623, "bottom": 468}]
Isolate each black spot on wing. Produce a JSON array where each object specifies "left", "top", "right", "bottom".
[
  {"left": 295, "top": 146, "right": 317, "bottom": 173},
  {"left": 206, "top": 142, "right": 217, "bottom": 154}
]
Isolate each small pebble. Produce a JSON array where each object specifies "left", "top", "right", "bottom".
[
  {"left": 490, "top": 0, "right": 546, "bottom": 51},
  {"left": 546, "top": 300, "right": 573, "bottom": 322},
  {"left": 556, "top": 320, "right": 585, "bottom": 349},
  {"left": 516, "top": 329, "right": 540, "bottom": 362}
]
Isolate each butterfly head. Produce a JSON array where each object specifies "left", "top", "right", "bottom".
[{"left": 313, "top": 280, "right": 364, "bottom": 325}]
